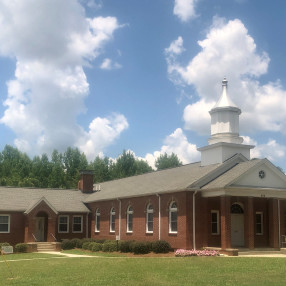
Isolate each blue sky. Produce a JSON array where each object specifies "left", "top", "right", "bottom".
[{"left": 0, "top": 0, "right": 285, "bottom": 171}]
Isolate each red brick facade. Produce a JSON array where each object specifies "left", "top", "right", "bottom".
[{"left": 1, "top": 191, "right": 284, "bottom": 250}]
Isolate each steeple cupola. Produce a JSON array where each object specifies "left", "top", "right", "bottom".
[
  {"left": 208, "top": 78, "right": 243, "bottom": 144},
  {"left": 198, "top": 78, "right": 254, "bottom": 166}
]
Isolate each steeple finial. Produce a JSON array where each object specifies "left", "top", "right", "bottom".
[{"left": 222, "top": 77, "right": 228, "bottom": 87}]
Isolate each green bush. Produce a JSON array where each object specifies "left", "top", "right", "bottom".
[
  {"left": 119, "top": 240, "right": 134, "bottom": 253},
  {"left": 91, "top": 242, "right": 102, "bottom": 252},
  {"left": 94, "top": 239, "right": 106, "bottom": 244},
  {"left": 102, "top": 240, "right": 118, "bottom": 252},
  {"left": 82, "top": 241, "right": 92, "bottom": 250},
  {"left": 152, "top": 240, "right": 171, "bottom": 253},
  {"left": 0, "top": 242, "right": 10, "bottom": 247},
  {"left": 132, "top": 241, "right": 150, "bottom": 255},
  {"left": 70, "top": 238, "right": 82, "bottom": 249},
  {"left": 61, "top": 239, "right": 74, "bottom": 250},
  {"left": 15, "top": 243, "right": 28, "bottom": 253}
]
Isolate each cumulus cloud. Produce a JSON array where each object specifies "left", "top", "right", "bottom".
[
  {"left": 144, "top": 128, "right": 200, "bottom": 169},
  {"left": 0, "top": 0, "right": 128, "bottom": 158},
  {"left": 173, "top": 0, "right": 198, "bottom": 22},
  {"left": 165, "top": 18, "right": 286, "bottom": 137},
  {"left": 243, "top": 136, "right": 286, "bottom": 162},
  {"left": 100, "top": 58, "right": 122, "bottom": 70}
]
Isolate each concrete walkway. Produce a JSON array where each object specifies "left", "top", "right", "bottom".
[{"left": 37, "top": 251, "right": 94, "bottom": 258}]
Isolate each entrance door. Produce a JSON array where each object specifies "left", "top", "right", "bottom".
[
  {"left": 35, "top": 217, "right": 45, "bottom": 242},
  {"left": 231, "top": 214, "right": 244, "bottom": 246}
]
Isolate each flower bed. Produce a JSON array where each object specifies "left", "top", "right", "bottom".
[{"left": 175, "top": 249, "right": 219, "bottom": 257}]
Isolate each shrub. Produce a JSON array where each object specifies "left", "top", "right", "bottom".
[
  {"left": 61, "top": 239, "right": 74, "bottom": 250},
  {"left": 94, "top": 239, "right": 106, "bottom": 244},
  {"left": 152, "top": 240, "right": 171, "bottom": 253},
  {"left": 70, "top": 238, "right": 82, "bottom": 249},
  {"left": 91, "top": 242, "right": 102, "bottom": 252},
  {"left": 119, "top": 240, "right": 134, "bottom": 253},
  {"left": 102, "top": 240, "right": 118, "bottom": 252},
  {"left": 0, "top": 242, "right": 10, "bottom": 247},
  {"left": 82, "top": 241, "right": 92, "bottom": 250},
  {"left": 15, "top": 243, "right": 28, "bottom": 253},
  {"left": 132, "top": 241, "right": 150, "bottom": 255}
]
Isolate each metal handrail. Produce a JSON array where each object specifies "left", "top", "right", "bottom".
[
  {"left": 50, "top": 233, "right": 57, "bottom": 242},
  {"left": 32, "top": 233, "right": 38, "bottom": 242}
]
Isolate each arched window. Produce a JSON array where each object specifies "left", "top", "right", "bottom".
[
  {"left": 95, "top": 208, "right": 100, "bottom": 232},
  {"left": 127, "top": 206, "right": 133, "bottom": 232},
  {"left": 169, "top": 201, "right": 178, "bottom": 233},
  {"left": 110, "top": 207, "right": 116, "bottom": 232},
  {"left": 146, "top": 204, "right": 153, "bottom": 233},
  {"left": 231, "top": 203, "right": 244, "bottom": 214}
]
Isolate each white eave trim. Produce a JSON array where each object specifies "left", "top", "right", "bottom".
[
  {"left": 201, "top": 186, "right": 286, "bottom": 199},
  {"left": 24, "top": 196, "right": 59, "bottom": 215}
]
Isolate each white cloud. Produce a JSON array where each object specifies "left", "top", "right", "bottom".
[
  {"left": 100, "top": 58, "right": 122, "bottom": 70},
  {"left": 144, "top": 128, "right": 200, "bottom": 169},
  {"left": 243, "top": 136, "right": 286, "bottom": 162},
  {"left": 0, "top": 0, "right": 127, "bottom": 158},
  {"left": 78, "top": 113, "right": 129, "bottom": 160},
  {"left": 173, "top": 0, "right": 198, "bottom": 22},
  {"left": 165, "top": 17, "right": 286, "bottom": 136}
]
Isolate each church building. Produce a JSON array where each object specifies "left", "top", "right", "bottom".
[{"left": 1, "top": 78, "right": 286, "bottom": 253}]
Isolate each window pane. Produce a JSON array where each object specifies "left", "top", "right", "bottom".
[
  {"left": 0, "top": 224, "right": 8, "bottom": 232},
  {"left": 59, "top": 224, "right": 67, "bottom": 232},
  {"left": 0, "top": 216, "right": 8, "bottom": 224}
]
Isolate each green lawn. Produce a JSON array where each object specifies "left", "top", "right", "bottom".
[{"left": 1, "top": 253, "right": 286, "bottom": 286}]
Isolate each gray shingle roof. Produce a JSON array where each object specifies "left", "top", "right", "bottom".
[
  {"left": 202, "top": 159, "right": 262, "bottom": 190},
  {"left": 0, "top": 187, "right": 90, "bottom": 212},
  {"left": 85, "top": 162, "right": 220, "bottom": 202}
]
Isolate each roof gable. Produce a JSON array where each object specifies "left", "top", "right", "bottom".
[
  {"left": 231, "top": 159, "right": 286, "bottom": 189},
  {"left": 24, "top": 196, "right": 58, "bottom": 215}
]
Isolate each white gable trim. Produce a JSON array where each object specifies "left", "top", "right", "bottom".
[
  {"left": 24, "top": 196, "right": 58, "bottom": 215},
  {"left": 225, "top": 158, "right": 286, "bottom": 188},
  {"left": 201, "top": 186, "right": 286, "bottom": 199}
]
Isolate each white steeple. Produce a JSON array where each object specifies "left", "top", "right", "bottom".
[
  {"left": 208, "top": 77, "right": 243, "bottom": 145},
  {"left": 198, "top": 78, "right": 254, "bottom": 166}
]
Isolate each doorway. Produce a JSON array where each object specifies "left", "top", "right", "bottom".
[
  {"left": 35, "top": 212, "right": 48, "bottom": 242},
  {"left": 231, "top": 203, "right": 244, "bottom": 247}
]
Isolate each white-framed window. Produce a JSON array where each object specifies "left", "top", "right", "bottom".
[
  {"left": 211, "top": 210, "right": 220, "bottom": 235},
  {"left": 169, "top": 201, "right": 178, "bottom": 233},
  {"left": 146, "top": 204, "right": 153, "bottom": 233},
  {"left": 127, "top": 206, "right": 133, "bottom": 233},
  {"left": 58, "top": 215, "right": 69, "bottom": 233},
  {"left": 95, "top": 208, "right": 100, "bottom": 232},
  {"left": 256, "top": 212, "right": 263, "bottom": 235},
  {"left": 110, "top": 208, "right": 116, "bottom": 232},
  {"left": 0, "top": 215, "right": 10, "bottom": 233},
  {"left": 72, "top": 215, "right": 83, "bottom": 233}
]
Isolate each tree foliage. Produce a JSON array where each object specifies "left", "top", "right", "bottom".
[
  {"left": 155, "top": 152, "right": 182, "bottom": 170},
  {"left": 0, "top": 146, "right": 156, "bottom": 188}
]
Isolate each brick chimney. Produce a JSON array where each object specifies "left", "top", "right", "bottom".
[{"left": 78, "top": 170, "right": 94, "bottom": 193}]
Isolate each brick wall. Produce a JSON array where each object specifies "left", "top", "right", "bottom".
[
  {"left": 89, "top": 192, "right": 192, "bottom": 250},
  {"left": 0, "top": 212, "right": 25, "bottom": 246}
]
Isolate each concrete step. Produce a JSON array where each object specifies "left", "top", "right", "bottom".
[{"left": 36, "top": 243, "right": 55, "bottom": 252}]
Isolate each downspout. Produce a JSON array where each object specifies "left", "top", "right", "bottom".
[
  {"left": 117, "top": 198, "right": 121, "bottom": 240},
  {"left": 86, "top": 213, "right": 89, "bottom": 238},
  {"left": 156, "top": 194, "right": 161, "bottom": 240},
  {"left": 193, "top": 190, "right": 198, "bottom": 250},
  {"left": 278, "top": 199, "right": 281, "bottom": 248}
]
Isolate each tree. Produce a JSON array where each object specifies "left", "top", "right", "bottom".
[
  {"left": 135, "top": 159, "right": 153, "bottom": 175},
  {"left": 92, "top": 156, "right": 111, "bottom": 183},
  {"left": 155, "top": 152, "right": 182, "bottom": 170}
]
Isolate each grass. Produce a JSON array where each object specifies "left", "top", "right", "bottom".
[{"left": 1, "top": 253, "right": 286, "bottom": 285}]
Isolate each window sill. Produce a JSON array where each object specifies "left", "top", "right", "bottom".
[
  {"left": 211, "top": 233, "right": 220, "bottom": 235},
  {"left": 169, "top": 232, "right": 178, "bottom": 235}
]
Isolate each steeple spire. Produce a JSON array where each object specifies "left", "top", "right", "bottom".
[
  {"left": 208, "top": 78, "right": 243, "bottom": 145},
  {"left": 213, "top": 77, "right": 238, "bottom": 109}
]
